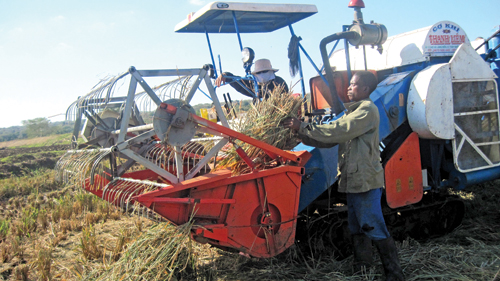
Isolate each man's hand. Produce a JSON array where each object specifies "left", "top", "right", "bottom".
[
  {"left": 281, "top": 117, "right": 301, "bottom": 131},
  {"left": 215, "top": 75, "right": 226, "bottom": 87}
]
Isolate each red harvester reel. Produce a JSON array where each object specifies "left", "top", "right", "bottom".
[{"left": 56, "top": 65, "right": 311, "bottom": 258}]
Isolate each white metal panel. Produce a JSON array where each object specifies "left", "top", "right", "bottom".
[
  {"left": 329, "top": 21, "right": 469, "bottom": 71},
  {"left": 471, "top": 38, "right": 487, "bottom": 55},
  {"left": 407, "top": 63, "right": 454, "bottom": 139},
  {"left": 449, "top": 43, "right": 498, "bottom": 80},
  {"left": 449, "top": 43, "right": 500, "bottom": 172}
]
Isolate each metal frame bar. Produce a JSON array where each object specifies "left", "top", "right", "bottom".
[
  {"left": 204, "top": 74, "right": 229, "bottom": 127},
  {"left": 117, "top": 76, "right": 138, "bottom": 143},
  {"left": 205, "top": 30, "right": 218, "bottom": 78},
  {"left": 152, "top": 197, "right": 236, "bottom": 204},
  {"left": 130, "top": 68, "right": 162, "bottom": 106},
  {"left": 185, "top": 68, "right": 207, "bottom": 103},
  {"left": 475, "top": 141, "right": 500, "bottom": 146},
  {"left": 452, "top": 79, "right": 500, "bottom": 172},
  {"left": 137, "top": 69, "right": 204, "bottom": 77},
  {"left": 116, "top": 130, "right": 156, "bottom": 151},
  {"left": 120, "top": 148, "right": 180, "bottom": 183},
  {"left": 71, "top": 107, "right": 84, "bottom": 149},
  {"left": 232, "top": 11, "right": 243, "bottom": 51},
  {"left": 185, "top": 138, "right": 229, "bottom": 180},
  {"left": 454, "top": 109, "right": 498, "bottom": 116},
  {"left": 174, "top": 146, "right": 185, "bottom": 181},
  {"left": 453, "top": 124, "right": 494, "bottom": 168},
  {"left": 343, "top": 25, "right": 353, "bottom": 82},
  {"left": 111, "top": 124, "right": 153, "bottom": 135}
]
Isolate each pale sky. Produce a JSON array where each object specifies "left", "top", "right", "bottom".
[{"left": 0, "top": 0, "right": 498, "bottom": 128}]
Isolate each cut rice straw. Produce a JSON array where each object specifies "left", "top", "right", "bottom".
[
  {"left": 82, "top": 221, "right": 196, "bottom": 281},
  {"left": 217, "top": 86, "right": 303, "bottom": 174}
]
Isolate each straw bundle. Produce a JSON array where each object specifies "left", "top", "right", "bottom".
[
  {"left": 217, "top": 87, "right": 303, "bottom": 174},
  {"left": 83, "top": 222, "right": 197, "bottom": 281}
]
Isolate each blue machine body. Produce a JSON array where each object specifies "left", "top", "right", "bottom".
[
  {"left": 185, "top": 3, "right": 500, "bottom": 212},
  {"left": 489, "top": 26, "right": 500, "bottom": 84},
  {"left": 371, "top": 71, "right": 414, "bottom": 140},
  {"left": 296, "top": 143, "right": 338, "bottom": 212},
  {"left": 297, "top": 32, "right": 500, "bottom": 210}
]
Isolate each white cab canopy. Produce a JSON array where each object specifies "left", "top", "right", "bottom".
[{"left": 175, "top": 2, "right": 317, "bottom": 33}]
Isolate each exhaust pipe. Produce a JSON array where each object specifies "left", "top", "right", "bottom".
[{"left": 320, "top": 0, "right": 387, "bottom": 115}]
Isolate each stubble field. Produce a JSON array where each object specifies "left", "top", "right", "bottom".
[{"left": 0, "top": 136, "right": 499, "bottom": 280}]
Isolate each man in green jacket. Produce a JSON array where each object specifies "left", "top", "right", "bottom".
[{"left": 282, "top": 71, "right": 404, "bottom": 281}]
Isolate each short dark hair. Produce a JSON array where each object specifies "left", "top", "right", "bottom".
[{"left": 353, "top": 71, "right": 378, "bottom": 94}]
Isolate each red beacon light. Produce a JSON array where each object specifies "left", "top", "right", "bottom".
[
  {"left": 348, "top": 0, "right": 366, "bottom": 24},
  {"left": 348, "top": 0, "right": 365, "bottom": 8}
]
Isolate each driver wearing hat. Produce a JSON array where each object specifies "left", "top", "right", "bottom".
[{"left": 215, "top": 58, "right": 289, "bottom": 100}]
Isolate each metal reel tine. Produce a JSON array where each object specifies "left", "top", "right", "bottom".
[{"left": 55, "top": 148, "right": 115, "bottom": 191}]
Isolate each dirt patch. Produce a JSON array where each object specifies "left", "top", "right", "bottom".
[{"left": 0, "top": 145, "right": 69, "bottom": 179}]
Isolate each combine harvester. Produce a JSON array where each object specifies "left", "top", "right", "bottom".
[{"left": 56, "top": 0, "right": 500, "bottom": 258}]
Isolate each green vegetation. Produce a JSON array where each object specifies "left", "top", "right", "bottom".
[
  {"left": 0, "top": 218, "right": 9, "bottom": 241},
  {"left": 0, "top": 126, "right": 25, "bottom": 142},
  {"left": 0, "top": 118, "right": 74, "bottom": 143},
  {"left": 22, "top": 118, "right": 52, "bottom": 138}
]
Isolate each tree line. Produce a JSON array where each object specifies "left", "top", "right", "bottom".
[
  {"left": 0, "top": 118, "right": 74, "bottom": 142},
  {"left": 0, "top": 100, "right": 254, "bottom": 143}
]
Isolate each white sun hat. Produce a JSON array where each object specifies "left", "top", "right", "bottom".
[{"left": 251, "top": 59, "right": 279, "bottom": 74}]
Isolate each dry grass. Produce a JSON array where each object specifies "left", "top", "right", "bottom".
[
  {"left": 81, "top": 222, "right": 198, "bottom": 281},
  {"left": 69, "top": 180, "right": 499, "bottom": 281},
  {"left": 0, "top": 169, "right": 60, "bottom": 201},
  {"left": 217, "top": 88, "right": 303, "bottom": 174},
  {"left": 12, "top": 207, "right": 38, "bottom": 238},
  {"left": 79, "top": 225, "right": 103, "bottom": 261},
  {"left": 38, "top": 209, "right": 49, "bottom": 230},
  {"left": 1, "top": 127, "right": 499, "bottom": 281},
  {"left": 33, "top": 244, "right": 53, "bottom": 281},
  {"left": 109, "top": 228, "right": 131, "bottom": 262},
  {"left": 12, "top": 264, "right": 29, "bottom": 281}
]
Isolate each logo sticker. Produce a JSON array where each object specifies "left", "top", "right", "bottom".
[
  {"left": 217, "top": 3, "right": 229, "bottom": 8},
  {"left": 423, "top": 21, "right": 469, "bottom": 55}
]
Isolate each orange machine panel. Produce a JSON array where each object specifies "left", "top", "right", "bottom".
[
  {"left": 384, "top": 132, "right": 423, "bottom": 209},
  {"left": 309, "top": 70, "right": 378, "bottom": 111}
]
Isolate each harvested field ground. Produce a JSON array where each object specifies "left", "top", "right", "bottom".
[
  {"left": 0, "top": 140, "right": 499, "bottom": 280},
  {"left": 0, "top": 135, "right": 72, "bottom": 149},
  {"left": 0, "top": 134, "right": 73, "bottom": 179},
  {"left": 0, "top": 145, "right": 69, "bottom": 179}
]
